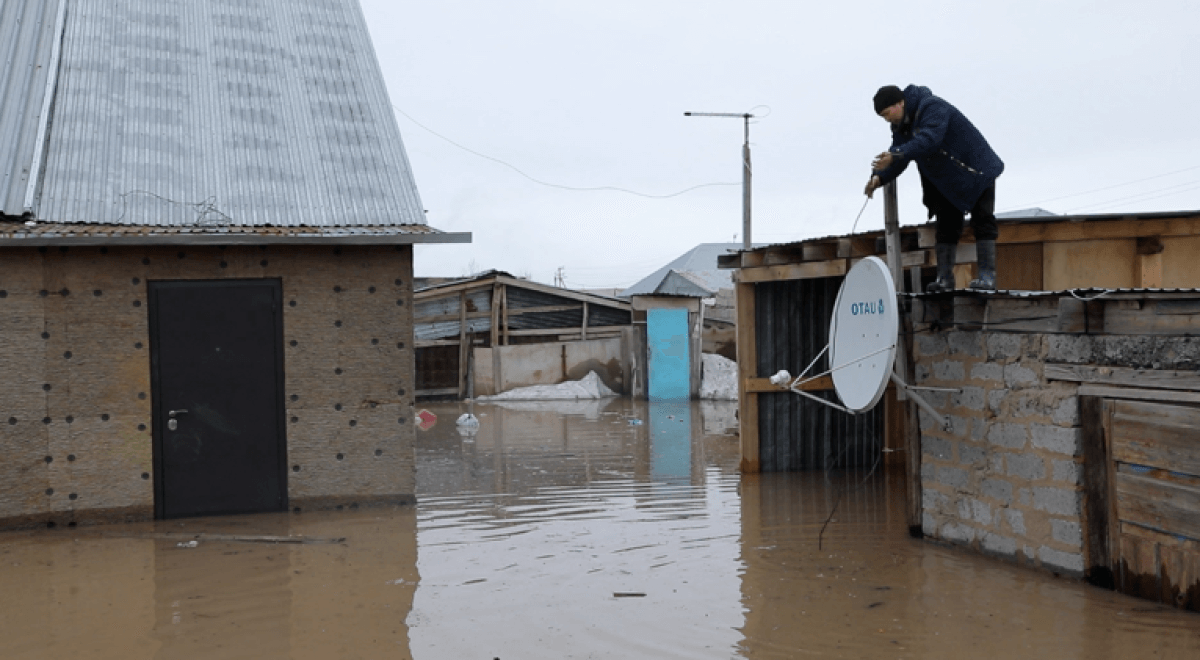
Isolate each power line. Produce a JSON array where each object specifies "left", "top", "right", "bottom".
[
  {"left": 1065, "top": 178, "right": 1200, "bottom": 214},
  {"left": 391, "top": 104, "right": 740, "bottom": 199},
  {"left": 1001, "top": 163, "right": 1200, "bottom": 212}
]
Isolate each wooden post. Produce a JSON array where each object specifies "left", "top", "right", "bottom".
[
  {"left": 883, "top": 182, "right": 924, "bottom": 536},
  {"left": 581, "top": 301, "right": 589, "bottom": 341},
  {"left": 490, "top": 283, "right": 503, "bottom": 396},
  {"left": 736, "top": 280, "right": 760, "bottom": 472},
  {"left": 458, "top": 291, "right": 468, "bottom": 398},
  {"left": 501, "top": 285, "right": 510, "bottom": 346}
]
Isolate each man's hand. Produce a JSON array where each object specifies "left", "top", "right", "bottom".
[
  {"left": 864, "top": 175, "right": 881, "bottom": 198},
  {"left": 871, "top": 151, "right": 894, "bottom": 171}
]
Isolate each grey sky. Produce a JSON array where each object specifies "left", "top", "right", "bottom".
[{"left": 359, "top": 0, "right": 1199, "bottom": 288}]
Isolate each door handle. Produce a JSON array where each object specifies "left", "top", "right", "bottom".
[{"left": 168, "top": 409, "right": 188, "bottom": 418}]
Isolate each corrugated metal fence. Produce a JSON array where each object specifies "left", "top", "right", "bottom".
[{"left": 754, "top": 277, "right": 884, "bottom": 471}]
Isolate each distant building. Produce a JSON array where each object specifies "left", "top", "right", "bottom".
[
  {"left": 0, "top": 0, "right": 468, "bottom": 528},
  {"left": 413, "top": 271, "right": 634, "bottom": 398}
]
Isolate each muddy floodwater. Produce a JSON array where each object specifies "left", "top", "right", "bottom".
[{"left": 2, "top": 399, "right": 1199, "bottom": 659}]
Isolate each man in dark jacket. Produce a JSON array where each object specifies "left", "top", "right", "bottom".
[{"left": 865, "top": 85, "right": 1004, "bottom": 291}]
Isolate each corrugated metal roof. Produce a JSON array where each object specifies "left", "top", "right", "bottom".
[
  {"left": 0, "top": 0, "right": 64, "bottom": 217},
  {"left": 652, "top": 269, "right": 716, "bottom": 297},
  {"left": 622, "top": 243, "right": 758, "bottom": 297},
  {"left": 0, "top": 217, "right": 469, "bottom": 245},
  {"left": 909, "top": 287, "right": 1200, "bottom": 299},
  {"left": 19, "top": 0, "right": 426, "bottom": 228}
]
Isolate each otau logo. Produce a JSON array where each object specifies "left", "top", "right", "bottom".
[{"left": 850, "top": 299, "right": 885, "bottom": 316}]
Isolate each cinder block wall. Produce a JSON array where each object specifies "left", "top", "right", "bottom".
[
  {"left": 0, "top": 244, "right": 415, "bottom": 529},
  {"left": 913, "top": 330, "right": 1086, "bottom": 575}
]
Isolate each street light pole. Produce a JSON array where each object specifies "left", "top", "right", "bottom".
[{"left": 685, "top": 111, "right": 754, "bottom": 250}]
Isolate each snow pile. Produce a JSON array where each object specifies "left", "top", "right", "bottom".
[
  {"left": 476, "top": 371, "right": 617, "bottom": 401},
  {"left": 700, "top": 353, "right": 738, "bottom": 400}
]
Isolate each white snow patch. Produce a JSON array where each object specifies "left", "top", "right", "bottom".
[
  {"left": 701, "top": 353, "right": 738, "bottom": 400},
  {"left": 476, "top": 371, "right": 617, "bottom": 401}
]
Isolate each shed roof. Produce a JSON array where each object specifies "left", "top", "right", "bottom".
[{"left": 0, "top": 0, "right": 467, "bottom": 244}]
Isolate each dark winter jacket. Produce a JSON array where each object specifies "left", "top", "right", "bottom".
[{"left": 874, "top": 85, "right": 1003, "bottom": 212}]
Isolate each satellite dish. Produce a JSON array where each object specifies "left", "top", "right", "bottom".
[{"left": 828, "top": 256, "right": 898, "bottom": 412}]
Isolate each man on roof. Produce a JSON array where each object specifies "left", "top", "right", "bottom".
[{"left": 865, "top": 84, "right": 1004, "bottom": 292}]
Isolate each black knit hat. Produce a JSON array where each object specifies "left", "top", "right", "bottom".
[{"left": 873, "top": 85, "right": 905, "bottom": 114}]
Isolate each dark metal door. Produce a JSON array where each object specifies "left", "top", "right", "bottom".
[{"left": 149, "top": 279, "right": 287, "bottom": 518}]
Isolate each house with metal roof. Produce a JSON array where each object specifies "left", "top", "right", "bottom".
[{"left": 0, "top": 0, "right": 469, "bottom": 528}]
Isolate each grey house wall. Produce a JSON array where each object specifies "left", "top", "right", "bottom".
[{"left": 0, "top": 244, "right": 416, "bottom": 529}]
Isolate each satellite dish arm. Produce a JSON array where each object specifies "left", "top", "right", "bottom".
[{"left": 890, "top": 372, "right": 953, "bottom": 431}]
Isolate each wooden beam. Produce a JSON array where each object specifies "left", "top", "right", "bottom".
[
  {"left": 1136, "top": 252, "right": 1163, "bottom": 288},
  {"left": 415, "top": 387, "right": 461, "bottom": 397},
  {"left": 506, "top": 304, "right": 580, "bottom": 316},
  {"left": 501, "top": 284, "right": 509, "bottom": 346},
  {"left": 743, "top": 375, "right": 832, "bottom": 393},
  {"left": 734, "top": 260, "right": 848, "bottom": 283},
  {"left": 998, "top": 216, "right": 1200, "bottom": 245},
  {"left": 414, "top": 309, "right": 492, "bottom": 324},
  {"left": 502, "top": 325, "right": 630, "bottom": 337},
  {"left": 736, "top": 281, "right": 759, "bottom": 473},
  {"left": 458, "top": 291, "right": 468, "bottom": 398},
  {"left": 1078, "top": 384, "right": 1200, "bottom": 404},
  {"left": 1080, "top": 395, "right": 1113, "bottom": 587},
  {"left": 1047, "top": 364, "right": 1200, "bottom": 392}
]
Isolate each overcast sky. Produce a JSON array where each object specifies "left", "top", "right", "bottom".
[{"left": 358, "top": 0, "right": 1199, "bottom": 289}]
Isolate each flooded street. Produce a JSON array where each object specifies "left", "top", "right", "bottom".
[{"left": 2, "top": 398, "right": 1199, "bottom": 658}]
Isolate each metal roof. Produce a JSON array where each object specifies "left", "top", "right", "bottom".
[
  {"left": 4, "top": 0, "right": 434, "bottom": 231},
  {"left": 0, "top": 217, "right": 467, "bottom": 245},
  {"left": 621, "top": 243, "right": 759, "bottom": 296},
  {"left": 0, "top": 0, "right": 64, "bottom": 217},
  {"left": 908, "top": 287, "right": 1200, "bottom": 299}
]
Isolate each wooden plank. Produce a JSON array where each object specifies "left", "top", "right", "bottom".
[
  {"left": 736, "top": 281, "right": 759, "bottom": 473},
  {"left": 1116, "top": 472, "right": 1200, "bottom": 541},
  {"left": 501, "top": 284, "right": 509, "bottom": 345},
  {"left": 458, "top": 291, "right": 468, "bottom": 398},
  {"left": 1138, "top": 253, "right": 1164, "bottom": 288},
  {"left": 996, "top": 242, "right": 1043, "bottom": 291},
  {"left": 506, "top": 304, "right": 581, "bottom": 316},
  {"left": 802, "top": 242, "right": 839, "bottom": 262},
  {"left": 414, "top": 309, "right": 492, "bottom": 324},
  {"left": 1078, "top": 384, "right": 1200, "bottom": 405},
  {"left": 1000, "top": 216, "right": 1200, "bottom": 245},
  {"left": 744, "top": 375, "right": 832, "bottom": 393},
  {"left": 1160, "top": 544, "right": 1200, "bottom": 611},
  {"left": 502, "top": 325, "right": 628, "bottom": 338},
  {"left": 1046, "top": 364, "right": 1200, "bottom": 391},
  {"left": 1118, "top": 532, "right": 1161, "bottom": 601},
  {"left": 734, "top": 260, "right": 848, "bottom": 283},
  {"left": 1080, "top": 396, "right": 1113, "bottom": 586},
  {"left": 415, "top": 387, "right": 460, "bottom": 397},
  {"left": 1111, "top": 399, "right": 1200, "bottom": 477},
  {"left": 1104, "top": 300, "right": 1200, "bottom": 336}
]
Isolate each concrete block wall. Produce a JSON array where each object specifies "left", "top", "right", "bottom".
[
  {"left": 913, "top": 330, "right": 1086, "bottom": 575},
  {"left": 0, "top": 244, "right": 416, "bottom": 529}
]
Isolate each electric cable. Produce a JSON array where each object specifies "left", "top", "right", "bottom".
[{"left": 391, "top": 104, "right": 740, "bottom": 199}]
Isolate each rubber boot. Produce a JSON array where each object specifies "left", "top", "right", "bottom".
[
  {"left": 926, "top": 243, "right": 956, "bottom": 293},
  {"left": 969, "top": 240, "right": 997, "bottom": 291}
]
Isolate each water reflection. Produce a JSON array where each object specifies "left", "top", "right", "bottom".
[{"left": 3, "top": 398, "right": 1199, "bottom": 659}]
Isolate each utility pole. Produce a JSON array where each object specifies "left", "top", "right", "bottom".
[{"left": 685, "top": 111, "right": 755, "bottom": 250}]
